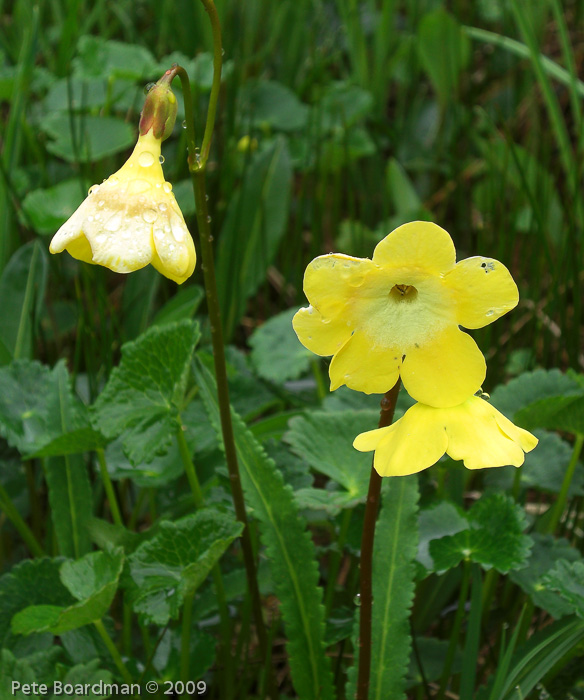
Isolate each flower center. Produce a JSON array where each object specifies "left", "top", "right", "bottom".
[{"left": 390, "top": 284, "right": 418, "bottom": 302}]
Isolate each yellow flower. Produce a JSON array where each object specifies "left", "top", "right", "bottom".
[
  {"left": 293, "top": 221, "right": 518, "bottom": 407},
  {"left": 49, "top": 131, "right": 196, "bottom": 284},
  {"left": 353, "top": 396, "right": 538, "bottom": 477}
]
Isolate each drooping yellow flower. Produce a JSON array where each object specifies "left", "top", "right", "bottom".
[
  {"left": 50, "top": 75, "right": 196, "bottom": 285},
  {"left": 353, "top": 396, "right": 538, "bottom": 476},
  {"left": 293, "top": 222, "right": 518, "bottom": 407}
]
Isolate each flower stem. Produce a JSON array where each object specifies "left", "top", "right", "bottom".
[
  {"left": 356, "top": 379, "right": 401, "bottom": 700},
  {"left": 96, "top": 448, "right": 123, "bottom": 527},
  {"left": 546, "top": 432, "right": 584, "bottom": 533},
  {"left": 0, "top": 481, "right": 45, "bottom": 557},
  {"left": 93, "top": 618, "right": 133, "bottom": 684},
  {"left": 173, "top": 35, "right": 270, "bottom": 669}
]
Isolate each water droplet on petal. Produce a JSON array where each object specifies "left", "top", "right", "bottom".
[
  {"left": 486, "top": 309, "right": 494, "bottom": 316},
  {"left": 109, "top": 176, "right": 119, "bottom": 186},
  {"left": 105, "top": 213, "right": 122, "bottom": 232},
  {"left": 87, "top": 215, "right": 94, "bottom": 222},
  {"left": 142, "top": 209, "right": 158, "bottom": 224},
  {"left": 163, "top": 182, "right": 172, "bottom": 193},
  {"left": 138, "top": 151, "right": 155, "bottom": 167},
  {"left": 159, "top": 155, "right": 165, "bottom": 164},
  {"left": 98, "top": 200, "right": 105, "bottom": 208},
  {"left": 88, "top": 184, "right": 100, "bottom": 195},
  {"left": 159, "top": 202, "right": 167, "bottom": 212}
]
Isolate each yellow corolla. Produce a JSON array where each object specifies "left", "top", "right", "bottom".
[
  {"left": 293, "top": 221, "right": 518, "bottom": 407},
  {"left": 353, "top": 396, "right": 538, "bottom": 477},
  {"left": 49, "top": 131, "right": 195, "bottom": 284}
]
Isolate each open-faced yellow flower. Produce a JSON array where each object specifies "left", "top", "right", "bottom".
[
  {"left": 49, "top": 74, "right": 196, "bottom": 285},
  {"left": 293, "top": 222, "right": 518, "bottom": 407},
  {"left": 353, "top": 396, "right": 538, "bottom": 476}
]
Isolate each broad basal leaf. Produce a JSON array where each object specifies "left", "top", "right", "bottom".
[
  {"left": 91, "top": 320, "right": 200, "bottom": 465},
  {"left": 193, "top": 357, "right": 336, "bottom": 700},
  {"left": 124, "top": 510, "right": 242, "bottom": 626},
  {"left": 429, "top": 493, "right": 532, "bottom": 574},
  {"left": 417, "top": 501, "right": 469, "bottom": 574},
  {"left": 542, "top": 560, "right": 584, "bottom": 619},
  {"left": 12, "top": 548, "right": 124, "bottom": 636}
]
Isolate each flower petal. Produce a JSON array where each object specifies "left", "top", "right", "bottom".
[
  {"left": 492, "top": 408, "right": 539, "bottom": 454},
  {"left": 353, "top": 423, "right": 398, "bottom": 452},
  {"left": 401, "top": 326, "right": 486, "bottom": 408},
  {"left": 443, "top": 257, "right": 519, "bottom": 329},
  {"left": 303, "top": 253, "right": 377, "bottom": 318},
  {"left": 292, "top": 306, "right": 352, "bottom": 356},
  {"left": 445, "top": 398, "right": 529, "bottom": 469},
  {"left": 372, "top": 221, "right": 456, "bottom": 275},
  {"left": 329, "top": 331, "right": 401, "bottom": 394},
  {"left": 361, "top": 404, "right": 448, "bottom": 476}
]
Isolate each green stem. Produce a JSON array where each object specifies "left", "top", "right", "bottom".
[
  {"left": 176, "top": 426, "right": 204, "bottom": 508},
  {"left": 93, "top": 618, "right": 133, "bottom": 684},
  {"left": 356, "top": 379, "right": 401, "bottom": 700},
  {"left": 436, "top": 560, "right": 472, "bottom": 700},
  {"left": 175, "top": 62, "right": 269, "bottom": 665},
  {"left": 546, "top": 433, "right": 584, "bottom": 533},
  {"left": 180, "top": 590, "right": 195, "bottom": 694},
  {"left": 0, "top": 481, "right": 45, "bottom": 557},
  {"left": 96, "top": 448, "right": 123, "bottom": 527},
  {"left": 198, "top": 0, "right": 223, "bottom": 167}
]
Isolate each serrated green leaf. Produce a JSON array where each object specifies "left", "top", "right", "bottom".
[
  {"left": 486, "top": 430, "right": 584, "bottom": 496},
  {"left": 193, "top": 357, "right": 335, "bottom": 700},
  {"left": 249, "top": 307, "right": 312, "bottom": 384},
  {"left": 346, "top": 476, "right": 419, "bottom": 700},
  {"left": 417, "top": 9, "right": 470, "bottom": 102},
  {"left": 0, "top": 242, "right": 47, "bottom": 363},
  {"left": 417, "top": 501, "right": 469, "bottom": 573},
  {"left": 12, "top": 548, "right": 124, "bottom": 636},
  {"left": 429, "top": 494, "right": 532, "bottom": 573},
  {"left": 27, "top": 427, "right": 107, "bottom": 459},
  {"left": 124, "top": 510, "right": 243, "bottom": 626},
  {"left": 490, "top": 369, "right": 581, "bottom": 420},
  {"left": 285, "top": 410, "right": 378, "bottom": 498},
  {"left": 0, "top": 558, "right": 74, "bottom": 645},
  {"left": 51, "top": 660, "right": 113, "bottom": 700},
  {"left": 542, "top": 561, "right": 584, "bottom": 618},
  {"left": 516, "top": 394, "right": 584, "bottom": 436},
  {"left": 41, "top": 113, "right": 135, "bottom": 163},
  {"left": 511, "top": 534, "right": 582, "bottom": 619},
  {"left": 294, "top": 487, "right": 357, "bottom": 515},
  {"left": 92, "top": 320, "right": 200, "bottom": 465},
  {"left": 0, "top": 648, "right": 61, "bottom": 699},
  {"left": 216, "top": 137, "right": 292, "bottom": 340},
  {"left": 21, "top": 180, "right": 84, "bottom": 236}
]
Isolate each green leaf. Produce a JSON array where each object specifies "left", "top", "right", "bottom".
[
  {"left": 216, "top": 137, "right": 292, "bottom": 339},
  {"left": 429, "top": 494, "right": 532, "bottom": 573},
  {"left": 12, "top": 548, "right": 124, "bottom": 636},
  {"left": 242, "top": 79, "right": 309, "bottom": 131},
  {"left": 486, "top": 430, "right": 584, "bottom": 496},
  {"left": 516, "top": 394, "right": 584, "bottom": 436},
  {"left": 91, "top": 320, "right": 200, "bottom": 465},
  {"left": 386, "top": 159, "right": 425, "bottom": 218},
  {"left": 511, "top": 534, "right": 582, "bottom": 619},
  {"left": 43, "top": 362, "right": 93, "bottom": 558},
  {"left": 0, "top": 242, "right": 47, "bottom": 362},
  {"left": 124, "top": 511, "right": 243, "bottom": 626},
  {"left": 249, "top": 307, "right": 312, "bottom": 384},
  {"left": 318, "top": 81, "right": 374, "bottom": 131},
  {"left": 193, "top": 357, "right": 335, "bottom": 700},
  {"left": 0, "top": 648, "right": 62, "bottom": 699},
  {"left": 41, "top": 113, "right": 135, "bottom": 163},
  {"left": 151, "top": 285, "right": 204, "bottom": 328},
  {"left": 21, "top": 180, "right": 84, "bottom": 236},
  {"left": 417, "top": 9, "right": 470, "bottom": 102},
  {"left": 285, "top": 410, "right": 379, "bottom": 498},
  {"left": 50, "top": 661, "right": 113, "bottom": 700},
  {"left": 27, "top": 427, "right": 107, "bottom": 459},
  {"left": 347, "top": 476, "right": 420, "bottom": 700},
  {"left": 0, "top": 558, "right": 74, "bottom": 645},
  {"left": 417, "top": 501, "right": 469, "bottom": 573},
  {"left": 72, "top": 35, "right": 158, "bottom": 81},
  {"left": 542, "top": 561, "right": 584, "bottom": 619},
  {"left": 490, "top": 369, "right": 581, "bottom": 420}
]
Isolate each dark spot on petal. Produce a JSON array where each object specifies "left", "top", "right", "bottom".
[{"left": 414, "top": 343, "right": 420, "bottom": 348}]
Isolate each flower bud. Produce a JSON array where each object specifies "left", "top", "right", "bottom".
[{"left": 139, "top": 70, "right": 178, "bottom": 141}]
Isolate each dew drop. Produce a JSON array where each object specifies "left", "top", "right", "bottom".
[
  {"left": 163, "top": 182, "right": 172, "bottom": 193},
  {"left": 206, "top": 215, "right": 212, "bottom": 223},
  {"left": 98, "top": 200, "right": 105, "bottom": 208},
  {"left": 221, "top": 48, "right": 226, "bottom": 56},
  {"left": 144, "top": 82, "right": 156, "bottom": 94},
  {"left": 138, "top": 151, "right": 155, "bottom": 168},
  {"left": 159, "top": 202, "right": 167, "bottom": 212},
  {"left": 353, "top": 594, "right": 361, "bottom": 607},
  {"left": 138, "top": 195, "right": 146, "bottom": 204},
  {"left": 87, "top": 215, "right": 94, "bottom": 222},
  {"left": 142, "top": 209, "right": 158, "bottom": 224},
  {"left": 208, "top": 234, "right": 214, "bottom": 242},
  {"left": 88, "top": 184, "right": 100, "bottom": 196},
  {"left": 205, "top": 194, "right": 209, "bottom": 201},
  {"left": 109, "top": 176, "right": 119, "bottom": 186},
  {"left": 105, "top": 213, "right": 122, "bottom": 232},
  {"left": 95, "top": 234, "right": 107, "bottom": 244},
  {"left": 181, "top": 120, "right": 187, "bottom": 129},
  {"left": 159, "top": 155, "right": 165, "bottom": 164},
  {"left": 486, "top": 309, "right": 494, "bottom": 316}
]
